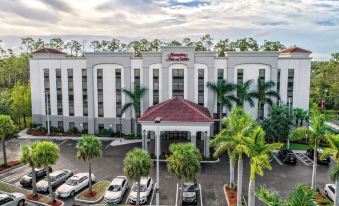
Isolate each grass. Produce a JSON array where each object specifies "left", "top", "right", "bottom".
[
  {"left": 284, "top": 143, "right": 311, "bottom": 150},
  {"left": 76, "top": 181, "right": 110, "bottom": 202}
]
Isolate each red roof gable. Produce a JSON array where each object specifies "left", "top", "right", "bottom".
[
  {"left": 138, "top": 97, "right": 213, "bottom": 122},
  {"left": 32, "top": 48, "right": 66, "bottom": 55},
  {"left": 281, "top": 47, "right": 311, "bottom": 53}
]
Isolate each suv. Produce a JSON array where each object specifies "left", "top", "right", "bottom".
[
  {"left": 36, "top": 169, "right": 73, "bottom": 192},
  {"left": 20, "top": 167, "right": 52, "bottom": 187},
  {"left": 306, "top": 149, "right": 330, "bottom": 165},
  {"left": 277, "top": 149, "right": 297, "bottom": 165},
  {"left": 0, "top": 192, "right": 25, "bottom": 206},
  {"left": 182, "top": 181, "right": 198, "bottom": 205}
]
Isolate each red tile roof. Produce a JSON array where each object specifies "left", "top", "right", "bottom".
[
  {"left": 138, "top": 97, "right": 213, "bottom": 122},
  {"left": 32, "top": 48, "right": 66, "bottom": 55},
  {"left": 281, "top": 47, "right": 311, "bottom": 53}
]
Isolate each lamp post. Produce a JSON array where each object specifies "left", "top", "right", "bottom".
[
  {"left": 155, "top": 117, "right": 161, "bottom": 206},
  {"left": 287, "top": 97, "right": 292, "bottom": 149},
  {"left": 143, "top": 129, "right": 146, "bottom": 151},
  {"left": 119, "top": 118, "right": 122, "bottom": 142},
  {"left": 204, "top": 131, "right": 207, "bottom": 157},
  {"left": 45, "top": 90, "right": 50, "bottom": 140},
  {"left": 80, "top": 123, "right": 83, "bottom": 134}
]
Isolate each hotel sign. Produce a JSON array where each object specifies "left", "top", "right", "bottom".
[{"left": 166, "top": 53, "right": 189, "bottom": 61}]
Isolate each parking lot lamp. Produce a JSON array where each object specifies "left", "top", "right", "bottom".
[
  {"left": 143, "top": 129, "right": 146, "bottom": 150},
  {"left": 155, "top": 117, "right": 161, "bottom": 206}
]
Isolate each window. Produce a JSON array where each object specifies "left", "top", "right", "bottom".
[
  {"left": 97, "top": 69, "right": 104, "bottom": 117},
  {"left": 56, "top": 69, "right": 63, "bottom": 115},
  {"left": 258, "top": 69, "right": 266, "bottom": 119},
  {"left": 83, "top": 123, "right": 88, "bottom": 130},
  {"left": 44, "top": 69, "right": 51, "bottom": 115},
  {"left": 69, "top": 122, "right": 75, "bottom": 129},
  {"left": 116, "top": 69, "right": 122, "bottom": 117},
  {"left": 287, "top": 69, "right": 294, "bottom": 108},
  {"left": 82, "top": 69, "right": 88, "bottom": 116},
  {"left": 58, "top": 121, "right": 63, "bottom": 128},
  {"left": 277, "top": 69, "right": 281, "bottom": 94},
  {"left": 153, "top": 69, "right": 159, "bottom": 105},
  {"left": 172, "top": 69, "right": 184, "bottom": 98},
  {"left": 217, "top": 69, "right": 224, "bottom": 80},
  {"left": 67, "top": 69, "right": 74, "bottom": 116},
  {"left": 98, "top": 124, "right": 105, "bottom": 131},
  {"left": 259, "top": 69, "right": 265, "bottom": 83},
  {"left": 116, "top": 124, "right": 122, "bottom": 133},
  {"left": 134, "top": 69, "right": 140, "bottom": 87},
  {"left": 198, "top": 69, "right": 204, "bottom": 106},
  {"left": 237, "top": 69, "right": 243, "bottom": 84}
]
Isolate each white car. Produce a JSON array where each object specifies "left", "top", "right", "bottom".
[
  {"left": 104, "top": 176, "right": 129, "bottom": 204},
  {"left": 324, "top": 184, "right": 336, "bottom": 201},
  {"left": 128, "top": 177, "right": 153, "bottom": 205},
  {"left": 56, "top": 173, "right": 95, "bottom": 198},
  {"left": 0, "top": 192, "right": 25, "bottom": 206},
  {"left": 36, "top": 169, "right": 73, "bottom": 192}
]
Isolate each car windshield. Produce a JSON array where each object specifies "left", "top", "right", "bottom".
[
  {"left": 183, "top": 184, "right": 196, "bottom": 192},
  {"left": 27, "top": 171, "right": 34, "bottom": 177},
  {"left": 108, "top": 185, "right": 121, "bottom": 192},
  {"left": 44, "top": 176, "right": 55, "bottom": 181},
  {"left": 65, "top": 179, "right": 78, "bottom": 186},
  {"left": 132, "top": 184, "right": 146, "bottom": 192}
]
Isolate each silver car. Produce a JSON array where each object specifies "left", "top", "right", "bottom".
[
  {"left": 0, "top": 192, "right": 25, "bottom": 206},
  {"left": 36, "top": 169, "right": 73, "bottom": 192}
]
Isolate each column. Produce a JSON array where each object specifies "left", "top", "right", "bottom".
[
  {"left": 204, "top": 133, "right": 210, "bottom": 157},
  {"left": 191, "top": 135, "right": 196, "bottom": 146},
  {"left": 87, "top": 67, "right": 95, "bottom": 134}
]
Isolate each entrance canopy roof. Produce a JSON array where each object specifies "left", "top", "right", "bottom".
[{"left": 138, "top": 97, "right": 213, "bottom": 123}]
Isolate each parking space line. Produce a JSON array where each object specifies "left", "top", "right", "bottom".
[
  {"left": 58, "top": 140, "right": 68, "bottom": 146},
  {"left": 295, "top": 152, "right": 313, "bottom": 166},
  {"left": 175, "top": 183, "right": 179, "bottom": 206},
  {"left": 125, "top": 195, "right": 129, "bottom": 205},
  {"left": 272, "top": 153, "right": 283, "bottom": 165},
  {"left": 105, "top": 144, "right": 111, "bottom": 149},
  {"left": 199, "top": 183, "right": 203, "bottom": 206},
  {"left": 149, "top": 183, "right": 156, "bottom": 206}
]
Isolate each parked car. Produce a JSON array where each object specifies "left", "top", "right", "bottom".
[
  {"left": 56, "top": 173, "right": 95, "bottom": 198},
  {"left": 128, "top": 177, "right": 153, "bottom": 205},
  {"left": 306, "top": 148, "right": 330, "bottom": 165},
  {"left": 182, "top": 181, "right": 198, "bottom": 205},
  {"left": 104, "top": 176, "right": 129, "bottom": 204},
  {"left": 20, "top": 167, "right": 53, "bottom": 187},
  {"left": 36, "top": 169, "right": 73, "bottom": 193},
  {"left": 277, "top": 149, "right": 297, "bottom": 165},
  {"left": 324, "top": 184, "right": 335, "bottom": 201},
  {"left": 0, "top": 192, "right": 25, "bottom": 206}
]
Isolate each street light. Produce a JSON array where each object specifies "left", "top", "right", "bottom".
[
  {"left": 204, "top": 131, "right": 207, "bottom": 157},
  {"left": 119, "top": 118, "right": 122, "bottom": 142},
  {"left": 45, "top": 90, "right": 50, "bottom": 140},
  {"left": 155, "top": 117, "right": 161, "bottom": 206},
  {"left": 143, "top": 129, "right": 146, "bottom": 151}
]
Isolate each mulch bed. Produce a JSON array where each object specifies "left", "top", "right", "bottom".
[
  {"left": 83, "top": 191, "right": 97, "bottom": 198},
  {"left": 0, "top": 160, "right": 21, "bottom": 172},
  {"left": 224, "top": 184, "right": 237, "bottom": 206},
  {"left": 27, "top": 193, "right": 63, "bottom": 206}
]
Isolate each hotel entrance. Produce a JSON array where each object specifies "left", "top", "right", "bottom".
[{"left": 148, "top": 131, "right": 190, "bottom": 156}]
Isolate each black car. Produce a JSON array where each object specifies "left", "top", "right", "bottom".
[
  {"left": 20, "top": 167, "right": 52, "bottom": 187},
  {"left": 277, "top": 149, "right": 297, "bottom": 165},
  {"left": 306, "top": 149, "right": 330, "bottom": 165},
  {"left": 182, "top": 181, "right": 198, "bottom": 205}
]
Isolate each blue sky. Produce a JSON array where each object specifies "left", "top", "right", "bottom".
[{"left": 0, "top": 0, "right": 338, "bottom": 60}]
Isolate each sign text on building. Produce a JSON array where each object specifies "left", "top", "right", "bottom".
[{"left": 166, "top": 53, "right": 189, "bottom": 61}]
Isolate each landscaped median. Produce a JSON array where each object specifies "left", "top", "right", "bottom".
[
  {"left": 224, "top": 183, "right": 246, "bottom": 206},
  {"left": 74, "top": 180, "right": 110, "bottom": 204},
  {"left": 0, "top": 160, "right": 23, "bottom": 173},
  {"left": 0, "top": 180, "right": 64, "bottom": 206}
]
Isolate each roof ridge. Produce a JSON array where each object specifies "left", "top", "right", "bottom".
[
  {"left": 179, "top": 98, "right": 213, "bottom": 121},
  {"left": 141, "top": 98, "right": 174, "bottom": 120}
]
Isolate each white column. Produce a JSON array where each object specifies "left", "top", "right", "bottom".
[
  {"left": 191, "top": 135, "right": 196, "bottom": 146},
  {"left": 204, "top": 133, "right": 210, "bottom": 157}
]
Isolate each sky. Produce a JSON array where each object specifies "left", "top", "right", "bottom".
[{"left": 0, "top": 0, "right": 338, "bottom": 60}]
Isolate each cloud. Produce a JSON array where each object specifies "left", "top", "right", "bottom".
[
  {"left": 316, "top": 19, "right": 339, "bottom": 26},
  {"left": 41, "top": 0, "right": 72, "bottom": 12}
]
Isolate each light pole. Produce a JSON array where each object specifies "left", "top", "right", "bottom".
[
  {"left": 204, "top": 131, "right": 207, "bottom": 157},
  {"left": 287, "top": 97, "right": 292, "bottom": 149},
  {"left": 109, "top": 124, "right": 113, "bottom": 137},
  {"left": 119, "top": 118, "right": 122, "bottom": 142},
  {"left": 143, "top": 129, "right": 146, "bottom": 151},
  {"left": 45, "top": 90, "right": 50, "bottom": 140},
  {"left": 155, "top": 117, "right": 161, "bottom": 206}
]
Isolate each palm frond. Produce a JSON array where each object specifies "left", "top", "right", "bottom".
[
  {"left": 289, "top": 127, "right": 310, "bottom": 141},
  {"left": 255, "top": 187, "right": 283, "bottom": 206}
]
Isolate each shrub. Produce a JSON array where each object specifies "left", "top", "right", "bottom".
[{"left": 67, "top": 127, "right": 79, "bottom": 135}]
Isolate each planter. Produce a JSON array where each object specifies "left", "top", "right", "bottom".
[
  {"left": 0, "top": 160, "right": 23, "bottom": 173},
  {"left": 224, "top": 184, "right": 246, "bottom": 206},
  {"left": 303, "top": 186, "right": 332, "bottom": 206},
  {"left": 74, "top": 181, "right": 110, "bottom": 204}
]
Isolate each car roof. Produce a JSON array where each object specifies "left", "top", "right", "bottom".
[
  {"left": 50, "top": 169, "right": 67, "bottom": 176},
  {"left": 70, "top": 173, "right": 87, "bottom": 180},
  {"left": 0, "top": 194, "right": 9, "bottom": 199},
  {"left": 111, "top": 176, "right": 126, "bottom": 185},
  {"left": 139, "top": 177, "right": 150, "bottom": 185}
]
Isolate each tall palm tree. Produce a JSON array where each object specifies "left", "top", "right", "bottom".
[
  {"left": 256, "top": 184, "right": 317, "bottom": 206},
  {"left": 0, "top": 115, "right": 15, "bottom": 166},
  {"left": 124, "top": 148, "right": 153, "bottom": 206},
  {"left": 167, "top": 143, "right": 201, "bottom": 205},
  {"left": 237, "top": 127, "right": 282, "bottom": 206},
  {"left": 76, "top": 135, "right": 102, "bottom": 196},
  {"left": 252, "top": 79, "right": 280, "bottom": 120},
  {"left": 322, "top": 133, "right": 339, "bottom": 205},
  {"left": 20, "top": 144, "right": 38, "bottom": 196},
  {"left": 31, "top": 141, "right": 60, "bottom": 202},
  {"left": 235, "top": 79, "right": 256, "bottom": 107},
  {"left": 207, "top": 80, "right": 237, "bottom": 132},
  {"left": 122, "top": 84, "right": 147, "bottom": 136},
  {"left": 293, "top": 108, "right": 308, "bottom": 126},
  {"left": 289, "top": 104, "right": 328, "bottom": 189}
]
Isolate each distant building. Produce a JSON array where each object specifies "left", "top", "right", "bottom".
[{"left": 29, "top": 46, "right": 312, "bottom": 135}]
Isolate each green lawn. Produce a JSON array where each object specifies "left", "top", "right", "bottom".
[{"left": 284, "top": 143, "right": 311, "bottom": 150}]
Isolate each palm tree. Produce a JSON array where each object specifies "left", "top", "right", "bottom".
[
  {"left": 20, "top": 144, "right": 38, "bottom": 196},
  {"left": 256, "top": 184, "right": 317, "bottom": 206},
  {"left": 293, "top": 108, "right": 308, "bottom": 126},
  {"left": 237, "top": 127, "right": 282, "bottom": 206},
  {"left": 322, "top": 133, "right": 339, "bottom": 205},
  {"left": 252, "top": 79, "right": 280, "bottom": 120},
  {"left": 31, "top": 141, "right": 60, "bottom": 202},
  {"left": 289, "top": 104, "right": 328, "bottom": 189},
  {"left": 76, "top": 135, "right": 102, "bottom": 196},
  {"left": 122, "top": 84, "right": 147, "bottom": 136},
  {"left": 167, "top": 143, "right": 201, "bottom": 205},
  {"left": 207, "top": 80, "right": 237, "bottom": 131},
  {"left": 235, "top": 79, "right": 256, "bottom": 107},
  {"left": 0, "top": 115, "right": 15, "bottom": 166},
  {"left": 124, "top": 148, "right": 152, "bottom": 206}
]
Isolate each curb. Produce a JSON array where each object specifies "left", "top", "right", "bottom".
[
  {"left": 223, "top": 184, "right": 231, "bottom": 206},
  {"left": 74, "top": 181, "right": 109, "bottom": 204},
  {"left": 0, "top": 163, "right": 24, "bottom": 175},
  {"left": 151, "top": 158, "right": 220, "bottom": 163}
]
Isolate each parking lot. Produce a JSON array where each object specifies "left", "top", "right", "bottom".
[{"left": 0, "top": 138, "right": 333, "bottom": 206}]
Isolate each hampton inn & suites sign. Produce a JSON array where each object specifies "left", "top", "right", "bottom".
[{"left": 166, "top": 53, "right": 189, "bottom": 61}]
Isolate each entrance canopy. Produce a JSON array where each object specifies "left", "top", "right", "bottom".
[{"left": 138, "top": 97, "right": 213, "bottom": 157}]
